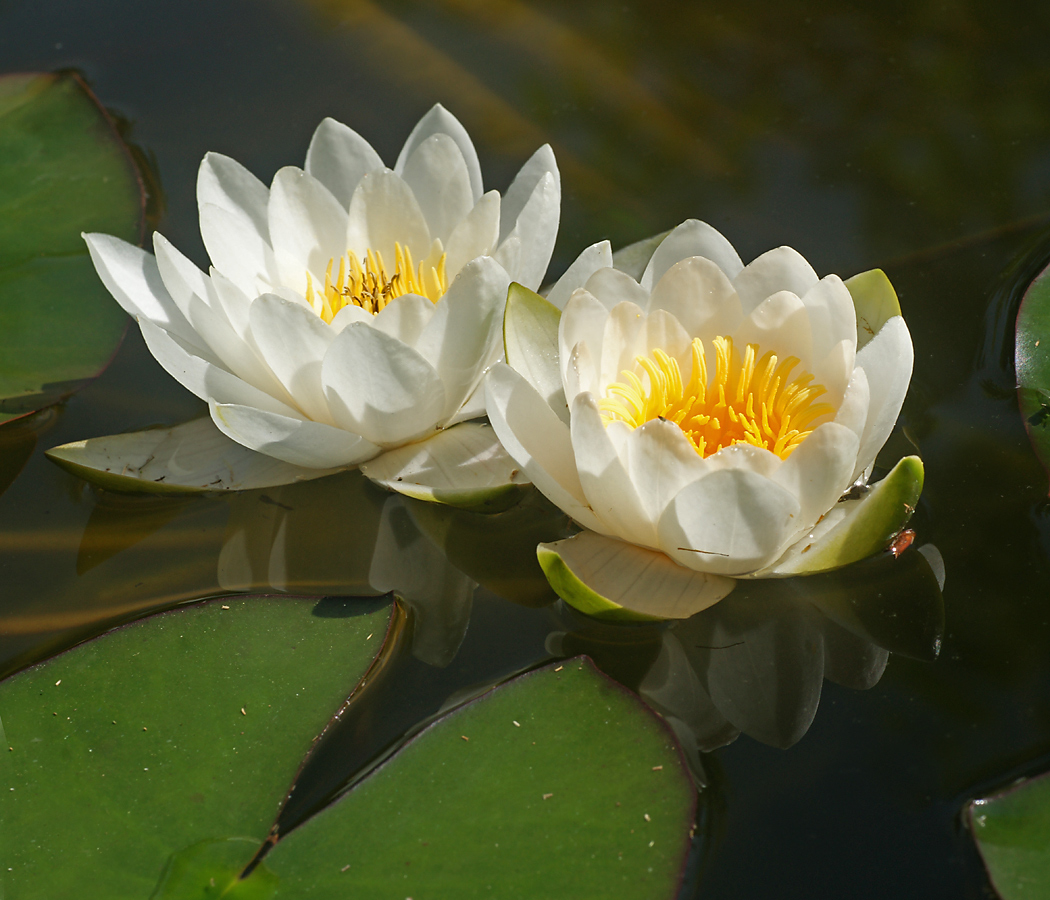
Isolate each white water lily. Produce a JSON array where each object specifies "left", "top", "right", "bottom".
[
  {"left": 79, "top": 105, "right": 559, "bottom": 504},
  {"left": 486, "top": 220, "right": 922, "bottom": 619}
]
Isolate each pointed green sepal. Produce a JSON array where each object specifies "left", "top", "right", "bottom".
[{"left": 844, "top": 268, "right": 902, "bottom": 350}]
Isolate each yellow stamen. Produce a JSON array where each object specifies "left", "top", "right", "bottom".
[
  {"left": 598, "top": 336, "right": 835, "bottom": 460},
  {"left": 304, "top": 241, "right": 449, "bottom": 323}
]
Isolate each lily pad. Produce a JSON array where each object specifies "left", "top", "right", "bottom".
[
  {"left": 262, "top": 658, "right": 697, "bottom": 898},
  {"left": 46, "top": 415, "right": 343, "bottom": 493},
  {"left": 0, "top": 595, "right": 393, "bottom": 897},
  {"left": 0, "top": 72, "right": 144, "bottom": 423},
  {"left": 1015, "top": 260, "right": 1050, "bottom": 490},
  {"left": 969, "top": 770, "right": 1050, "bottom": 900}
]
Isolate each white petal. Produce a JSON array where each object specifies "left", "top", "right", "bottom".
[
  {"left": 444, "top": 190, "right": 500, "bottom": 279},
  {"left": 400, "top": 133, "right": 474, "bottom": 246},
  {"left": 641, "top": 219, "right": 744, "bottom": 291},
  {"left": 395, "top": 103, "right": 483, "bottom": 203},
  {"left": 582, "top": 265, "right": 649, "bottom": 311},
  {"left": 137, "top": 317, "right": 299, "bottom": 417},
  {"left": 853, "top": 316, "right": 913, "bottom": 478},
  {"left": 330, "top": 304, "right": 374, "bottom": 332},
  {"left": 657, "top": 468, "right": 801, "bottom": 575},
  {"left": 360, "top": 422, "right": 527, "bottom": 509},
  {"left": 732, "top": 246, "right": 819, "bottom": 316},
  {"left": 414, "top": 256, "right": 508, "bottom": 419},
  {"left": 197, "top": 152, "right": 270, "bottom": 244},
  {"left": 538, "top": 531, "right": 735, "bottom": 620},
  {"left": 559, "top": 289, "right": 608, "bottom": 395},
  {"left": 248, "top": 294, "right": 337, "bottom": 423},
  {"left": 642, "top": 308, "right": 693, "bottom": 370},
  {"left": 499, "top": 144, "right": 560, "bottom": 243},
  {"left": 210, "top": 401, "right": 379, "bottom": 468},
  {"left": 446, "top": 379, "right": 488, "bottom": 425},
  {"left": 800, "top": 274, "right": 857, "bottom": 361},
  {"left": 370, "top": 293, "right": 436, "bottom": 347},
  {"left": 570, "top": 393, "right": 653, "bottom": 547},
  {"left": 304, "top": 117, "right": 383, "bottom": 209},
  {"left": 209, "top": 269, "right": 253, "bottom": 339},
  {"left": 83, "top": 233, "right": 199, "bottom": 348},
  {"left": 544, "top": 240, "right": 613, "bottom": 311},
  {"left": 563, "top": 340, "right": 599, "bottom": 411},
  {"left": 199, "top": 201, "right": 279, "bottom": 298},
  {"left": 345, "top": 169, "right": 431, "bottom": 265},
  {"left": 494, "top": 171, "right": 559, "bottom": 290},
  {"left": 702, "top": 443, "right": 781, "bottom": 478},
  {"left": 772, "top": 422, "right": 859, "bottom": 543},
  {"left": 599, "top": 300, "right": 647, "bottom": 389},
  {"left": 268, "top": 166, "right": 349, "bottom": 294},
  {"left": 647, "top": 255, "right": 743, "bottom": 339},
  {"left": 731, "top": 290, "right": 811, "bottom": 365},
  {"left": 834, "top": 366, "right": 871, "bottom": 442},
  {"left": 321, "top": 322, "right": 446, "bottom": 447},
  {"left": 485, "top": 363, "right": 605, "bottom": 533},
  {"left": 623, "top": 417, "right": 709, "bottom": 527}
]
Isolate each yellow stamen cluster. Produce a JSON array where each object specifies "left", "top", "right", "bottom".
[
  {"left": 305, "top": 242, "right": 448, "bottom": 323},
  {"left": 599, "top": 336, "right": 834, "bottom": 460}
]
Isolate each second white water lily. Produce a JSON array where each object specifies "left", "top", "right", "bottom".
[
  {"left": 486, "top": 220, "right": 923, "bottom": 619},
  {"left": 71, "top": 105, "right": 559, "bottom": 505}
]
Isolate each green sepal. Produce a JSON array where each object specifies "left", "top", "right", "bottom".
[{"left": 844, "top": 268, "right": 902, "bottom": 350}]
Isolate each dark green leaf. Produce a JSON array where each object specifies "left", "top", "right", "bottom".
[{"left": 1016, "top": 260, "right": 1050, "bottom": 490}]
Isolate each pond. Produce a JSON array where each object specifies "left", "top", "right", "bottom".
[{"left": 1, "top": 1, "right": 1050, "bottom": 897}]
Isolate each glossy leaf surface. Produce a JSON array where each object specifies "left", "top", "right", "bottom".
[
  {"left": 0, "top": 596, "right": 393, "bottom": 898},
  {"left": 1016, "top": 260, "right": 1050, "bottom": 490},
  {"left": 0, "top": 72, "right": 142, "bottom": 423}
]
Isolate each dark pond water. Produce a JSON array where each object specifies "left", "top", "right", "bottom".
[{"left": 3, "top": 0, "right": 1050, "bottom": 896}]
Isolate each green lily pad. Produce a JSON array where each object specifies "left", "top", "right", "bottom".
[
  {"left": 46, "top": 416, "right": 343, "bottom": 494},
  {"left": 844, "top": 268, "right": 902, "bottom": 351},
  {"left": 757, "top": 455, "right": 924, "bottom": 577},
  {"left": 0, "top": 72, "right": 144, "bottom": 424},
  {"left": 263, "top": 658, "right": 697, "bottom": 898},
  {"left": 1015, "top": 260, "right": 1050, "bottom": 490},
  {"left": 0, "top": 595, "right": 393, "bottom": 898},
  {"left": 503, "top": 281, "right": 567, "bottom": 420},
  {"left": 968, "top": 771, "right": 1050, "bottom": 900}
]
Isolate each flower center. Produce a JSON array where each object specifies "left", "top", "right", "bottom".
[
  {"left": 599, "top": 336, "right": 835, "bottom": 460},
  {"left": 305, "top": 242, "right": 448, "bottom": 323}
]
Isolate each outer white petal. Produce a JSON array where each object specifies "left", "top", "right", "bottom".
[
  {"left": 563, "top": 340, "right": 598, "bottom": 411},
  {"left": 199, "top": 201, "right": 279, "bottom": 298},
  {"left": 197, "top": 152, "right": 271, "bottom": 244},
  {"left": 834, "top": 366, "right": 871, "bottom": 442},
  {"left": 485, "top": 363, "right": 605, "bottom": 533},
  {"left": 538, "top": 531, "right": 735, "bottom": 620},
  {"left": 647, "top": 255, "right": 743, "bottom": 339},
  {"left": 623, "top": 417, "right": 709, "bottom": 528},
  {"left": 494, "top": 171, "right": 559, "bottom": 290},
  {"left": 304, "top": 117, "right": 384, "bottom": 209},
  {"left": 345, "top": 168, "right": 431, "bottom": 265},
  {"left": 444, "top": 190, "right": 500, "bottom": 279},
  {"left": 414, "top": 257, "right": 508, "bottom": 420},
  {"left": 559, "top": 289, "right": 608, "bottom": 396},
  {"left": 544, "top": 240, "right": 613, "bottom": 311},
  {"left": 772, "top": 421, "right": 859, "bottom": 545},
  {"left": 321, "top": 322, "right": 446, "bottom": 447},
  {"left": 248, "top": 294, "right": 337, "bottom": 424},
  {"left": 730, "top": 290, "right": 811, "bottom": 367},
  {"left": 657, "top": 469, "right": 801, "bottom": 575},
  {"left": 329, "top": 304, "right": 374, "bottom": 332},
  {"left": 800, "top": 274, "right": 857, "bottom": 362},
  {"left": 370, "top": 293, "right": 436, "bottom": 347},
  {"left": 360, "top": 422, "right": 527, "bottom": 509},
  {"left": 581, "top": 266, "right": 650, "bottom": 312},
  {"left": 499, "top": 144, "right": 560, "bottom": 243},
  {"left": 209, "top": 269, "right": 253, "bottom": 340},
  {"left": 395, "top": 103, "right": 483, "bottom": 203},
  {"left": 154, "top": 235, "right": 289, "bottom": 401},
  {"left": 731, "top": 246, "right": 819, "bottom": 316},
  {"left": 83, "top": 233, "right": 199, "bottom": 347},
  {"left": 702, "top": 443, "right": 781, "bottom": 479},
  {"left": 641, "top": 219, "right": 744, "bottom": 291},
  {"left": 268, "top": 166, "right": 349, "bottom": 294},
  {"left": 853, "top": 315, "right": 913, "bottom": 479},
  {"left": 570, "top": 393, "right": 653, "bottom": 547},
  {"left": 210, "top": 401, "right": 379, "bottom": 469},
  {"left": 400, "top": 133, "right": 474, "bottom": 246},
  {"left": 137, "top": 317, "right": 299, "bottom": 417}
]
